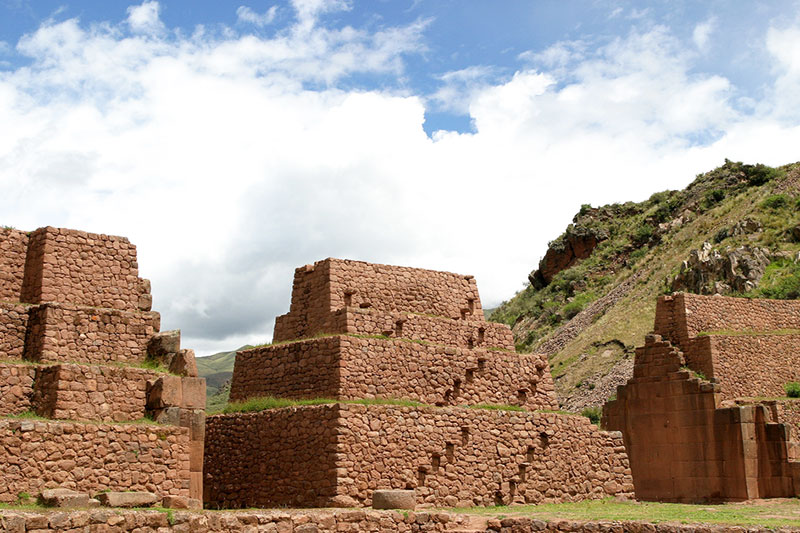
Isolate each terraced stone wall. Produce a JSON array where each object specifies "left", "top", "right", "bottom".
[
  {"left": 230, "top": 336, "right": 556, "bottom": 410},
  {"left": 274, "top": 258, "right": 483, "bottom": 342},
  {"left": 0, "top": 228, "right": 28, "bottom": 301},
  {"left": 0, "top": 419, "right": 190, "bottom": 503},
  {"left": 204, "top": 404, "right": 633, "bottom": 509}
]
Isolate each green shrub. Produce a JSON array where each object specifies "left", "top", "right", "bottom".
[
  {"left": 743, "top": 163, "right": 782, "bottom": 186},
  {"left": 578, "top": 203, "right": 592, "bottom": 217},
  {"left": 761, "top": 194, "right": 790, "bottom": 210},
  {"left": 581, "top": 406, "right": 601, "bottom": 424},
  {"left": 702, "top": 189, "right": 725, "bottom": 209},
  {"left": 785, "top": 382, "right": 800, "bottom": 398},
  {"left": 632, "top": 224, "right": 654, "bottom": 245}
]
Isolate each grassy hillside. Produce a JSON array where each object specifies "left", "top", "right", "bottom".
[{"left": 489, "top": 160, "right": 800, "bottom": 411}]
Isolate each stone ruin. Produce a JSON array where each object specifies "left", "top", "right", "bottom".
[
  {"left": 603, "top": 292, "right": 800, "bottom": 502},
  {"left": 204, "top": 258, "right": 634, "bottom": 508},
  {"left": 0, "top": 226, "right": 205, "bottom": 505}
]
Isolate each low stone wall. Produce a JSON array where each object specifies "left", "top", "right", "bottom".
[
  {"left": 205, "top": 404, "right": 632, "bottom": 509},
  {"left": 0, "top": 419, "right": 190, "bottom": 502},
  {"left": 0, "top": 510, "right": 795, "bottom": 533},
  {"left": 204, "top": 406, "right": 340, "bottom": 508},
  {"left": 20, "top": 226, "right": 151, "bottom": 311},
  {"left": 0, "top": 228, "right": 28, "bottom": 301},
  {"left": 32, "top": 363, "right": 159, "bottom": 422},
  {"left": 231, "top": 336, "right": 557, "bottom": 410},
  {"left": 24, "top": 303, "right": 160, "bottom": 364},
  {"left": 0, "top": 363, "right": 35, "bottom": 415},
  {"left": 0, "top": 302, "right": 28, "bottom": 360},
  {"left": 274, "top": 258, "right": 484, "bottom": 341}
]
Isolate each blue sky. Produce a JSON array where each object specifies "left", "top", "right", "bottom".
[{"left": 1, "top": 0, "right": 799, "bottom": 354}]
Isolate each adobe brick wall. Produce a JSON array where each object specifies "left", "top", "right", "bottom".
[
  {"left": 0, "top": 510, "right": 795, "bottom": 533},
  {"left": 0, "top": 363, "right": 35, "bottom": 416},
  {"left": 603, "top": 335, "right": 800, "bottom": 502},
  {"left": 0, "top": 419, "right": 190, "bottom": 503},
  {"left": 204, "top": 406, "right": 340, "bottom": 508},
  {"left": 230, "top": 335, "right": 556, "bottom": 410},
  {"left": 0, "top": 228, "right": 28, "bottom": 302},
  {"left": 0, "top": 302, "right": 29, "bottom": 360},
  {"left": 655, "top": 293, "right": 800, "bottom": 349},
  {"left": 19, "top": 227, "right": 151, "bottom": 311},
  {"left": 274, "top": 258, "right": 484, "bottom": 341},
  {"left": 205, "top": 404, "right": 633, "bottom": 509},
  {"left": 23, "top": 303, "right": 160, "bottom": 364},
  {"left": 32, "top": 364, "right": 159, "bottom": 422},
  {"left": 276, "top": 306, "right": 513, "bottom": 348}
]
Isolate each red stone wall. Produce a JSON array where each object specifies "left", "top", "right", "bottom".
[
  {"left": 20, "top": 227, "right": 150, "bottom": 311},
  {"left": 603, "top": 335, "right": 800, "bottom": 502},
  {"left": 23, "top": 303, "right": 160, "bottom": 364},
  {"left": 274, "top": 258, "right": 484, "bottom": 341},
  {"left": 655, "top": 293, "right": 800, "bottom": 349},
  {"left": 0, "top": 419, "right": 190, "bottom": 502},
  {"left": 203, "top": 406, "right": 340, "bottom": 508},
  {"left": 205, "top": 404, "right": 633, "bottom": 509},
  {"left": 707, "top": 334, "right": 800, "bottom": 401},
  {"left": 0, "top": 228, "right": 28, "bottom": 302},
  {"left": 0, "top": 302, "right": 29, "bottom": 360},
  {"left": 32, "top": 364, "right": 159, "bottom": 422},
  {"left": 0, "top": 363, "right": 35, "bottom": 416},
  {"left": 276, "top": 307, "right": 513, "bottom": 348},
  {"left": 230, "top": 336, "right": 557, "bottom": 410}
]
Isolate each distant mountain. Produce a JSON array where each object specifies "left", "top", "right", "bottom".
[
  {"left": 489, "top": 160, "right": 800, "bottom": 412},
  {"left": 196, "top": 346, "right": 249, "bottom": 396}
]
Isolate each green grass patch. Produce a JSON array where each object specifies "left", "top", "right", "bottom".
[
  {"left": 785, "top": 382, "right": 800, "bottom": 398},
  {"left": 467, "top": 404, "right": 525, "bottom": 412},
  {"left": 697, "top": 328, "right": 800, "bottom": 336},
  {"left": 223, "top": 396, "right": 426, "bottom": 414},
  {"left": 447, "top": 498, "right": 800, "bottom": 527}
]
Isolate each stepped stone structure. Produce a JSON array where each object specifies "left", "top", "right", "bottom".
[
  {"left": 603, "top": 292, "right": 800, "bottom": 502},
  {"left": 205, "top": 258, "right": 633, "bottom": 509},
  {"left": 0, "top": 226, "right": 205, "bottom": 503}
]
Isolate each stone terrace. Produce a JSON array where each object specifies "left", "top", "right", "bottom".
[
  {"left": 206, "top": 258, "right": 633, "bottom": 509},
  {"left": 604, "top": 293, "right": 800, "bottom": 502},
  {"left": 0, "top": 226, "right": 205, "bottom": 503}
]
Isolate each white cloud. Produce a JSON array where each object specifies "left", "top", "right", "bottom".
[
  {"left": 1, "top": 6, "right": 800, "bottom": 356},
  {"left": 430, "top": 65, "right": 496, "bottom": 114},
  {"left": 237, "top": 5, "right": 278, "bottom": 27},
  {"left": 126, "top": 1, "right": 165, "bottom": 35},
  {"left": 693, "top": 17, "right": 716, "bottom": 50}
]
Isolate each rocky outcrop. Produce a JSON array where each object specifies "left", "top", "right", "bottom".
[
  {"left": 529, "top": 225, "right": 608, "bottom": 288},
  {"left": 671, "top": 242, "right": 772, "bottom": 294}
]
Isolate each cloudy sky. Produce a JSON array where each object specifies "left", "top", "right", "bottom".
[{"left": 1, "top": 0, "right": 799, "bottom": 355}]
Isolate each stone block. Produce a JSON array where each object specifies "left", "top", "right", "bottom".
[
  {"left": 96, "top": 491, "right": 159, "bottom": 508},
  {"left": 151, "top": 406, "right": 182, "bottom": 426},
  {"left": 147, "top": 376, "right": 183, "bottom": 409},
  {"left": 38, "top": 488, "right": 90, "bottom": 508},
  {"left": 161, "top": 495, "right": 203, "bottom": 510},
  {"left": 170, "top": 349, "right": 199, "bottom": 377},
  {"left": 148, "top": 330, "right": 181, "bottom": 359},
  {"left": 181, "top": 377, "right": 206, "bottom": 409},
  {"left": 371, "top": 489, "right": 416, "bottom": 510}
]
